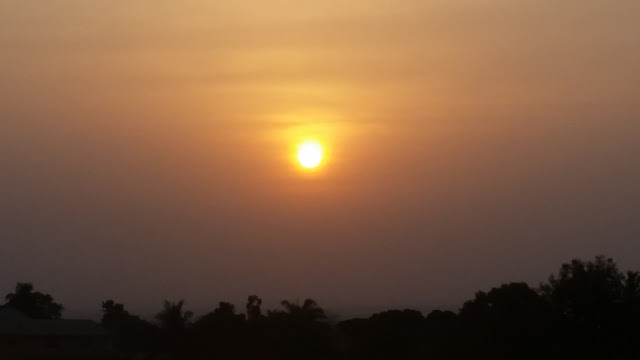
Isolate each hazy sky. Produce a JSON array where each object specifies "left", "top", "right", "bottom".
[{"left": 1, "top": 1, "right": 639, "bottom": 318}]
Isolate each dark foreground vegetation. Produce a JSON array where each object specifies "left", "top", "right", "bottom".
[{"left": 2, "top": 256, "right": 640, "bottom": 359}]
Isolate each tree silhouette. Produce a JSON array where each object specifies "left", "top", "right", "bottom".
[
  {"left": 340, "top": 309, "right": 426, "bottom": 360},
  {"left": 4, "top": 282, "right": 64, "bottom": 319},
  {"left": 540, "top": 256, "right": 631, "bottom": 358},
  {"left": 7, "top": 256, "right": 640, "bottom": 359},
  {"left": 156, "top": 300, "right": 193, "bottom": 332},
  {"left": 192, "top": 301, "right": 245, "bottom": 332},
  {"left": 190, "top": 302, "right": 246, "bottom": 358},
  {"left": 155, "top": 299, "right": 193, "bottom": 354},
  {"left": 101, "top": 299, "right": 156, "bottom": 352},
  {"left": 265, "top": 299, "right": 332, "bottom": 359},
  {"left": 541, "top": 256, "right": 624, "bottom": 322},
  {"left": 101, "top": 300, "right": 129, "bottom": 328},
  {"left": 460, "top": 282, "right": 554, "bottom": 359},
  {"left": 620, "top": 271, "right": 640, "bottom": 358},
  {"left": 623, "top": 271, "right": 640, "bottom": 305},
  {"left": 276, "top": 299, "right": 327, "bottom": 322},
  {"left": 246, "top": 295, "right": 263, "bottom": 321},
  {"left": 423, "top": 310, "right": 460, "bottom": 359}
]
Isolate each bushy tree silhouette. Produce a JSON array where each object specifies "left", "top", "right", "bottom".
[
  {"left": 540, "top": 256, "right": 638, "bottom": 358},
  {"left": 189, "top": 302, "right": 246, "bottom": 358},
  {"left": 4, "top": 282, "right": 64, "bottom": 319},
  {"left": 623, "top": 271, "right": 640, "bottom": 304},
  {"left": 101, "top": 300, "right": 157, "bottom": 352},
  {"left": 101, "top": 300, "right": 128, "bottom": 328},
  {"left": 541, "top": 256, "right": 624, "bottom": 323},
  {"left": 424, "top": 310, "right": 460, "bottom": 358},
  {"left": 339, "top": 309, "right": 426, "bottom": 360},
  {"left": 460, "top": 282, "right": 554, "bottom": 359}
]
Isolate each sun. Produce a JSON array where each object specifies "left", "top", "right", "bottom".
[{"left": 297, "top": 140, "right": 324, "bottom": 169}]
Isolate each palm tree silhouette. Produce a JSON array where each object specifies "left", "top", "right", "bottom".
[
  {"left": 156, "top": 300, "right": 193, "bottom": 333},
  {"left": 279, "top": 299, "right": 327, "bottom": 322}
]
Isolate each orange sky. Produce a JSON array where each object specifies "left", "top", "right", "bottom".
[{"left": 1, "top": 0, "right": 639, "bottom": 317}]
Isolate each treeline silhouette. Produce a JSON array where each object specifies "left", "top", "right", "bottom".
[{"left": 3, "top": 256, "right": 640, "bottom": 359}]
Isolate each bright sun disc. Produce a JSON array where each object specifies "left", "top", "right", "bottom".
[{"left": 297, "top": 141, "right": 324, "bottom": 169}]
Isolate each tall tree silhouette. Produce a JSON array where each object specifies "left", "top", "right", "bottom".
[
  {"left": 541, "top": 256, "right": 623, "bottom": 325},
  {"left": 246, "top": 295, "right": 263, "bottom": 321},
  {"left": 156, "top": 300, "right": 193, "bottom": 332},
  {"left": 460, "top": 282, "right": 554, "bottom": 359},
  {"left": 101, "top": 300, "right": 129, "bottom": 329},
  {"left": 623, "top": 271, "right": 640, "bottom": 304},
  {"left": 156, "top": 300, "right": 193, "bottom": 355},
  {"left": 155, "top": 299, "right": 193, "bottom": 354},
  {"left": 4, "top": 282, "right": 64, "bottom": 319},
  {"left": 265, "top": 299, "right": 332, "bottom": 359},
  {"left": 275, "top": 299, "right": 327, "bottom": 322},
  {"left": 190, "top": 302, "right": 246, "bottom": 358},
  {"left": 540, "top": 256, "right": 628, "bottom": 358},
  {"left": 192, "top": 301, "right": 245, "bottom": 331}
]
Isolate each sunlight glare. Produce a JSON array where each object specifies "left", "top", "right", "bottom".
[{"left": 297, "top": 140, "right": 324, "bottom": 169}]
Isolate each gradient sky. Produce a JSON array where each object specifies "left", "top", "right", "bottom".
[{"left": 1, "top": 0, "right": 639, "bottom": 318}]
